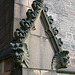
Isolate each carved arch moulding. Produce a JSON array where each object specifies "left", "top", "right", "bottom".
[{"left": 10, "top": 0, "right": 69, "bottom": 70}]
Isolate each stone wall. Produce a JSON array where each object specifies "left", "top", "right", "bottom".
[
  {"left": 13, "top": 0, "right": 34, "bottom": 32},
  {"left": 0, "top": 0, "right": 14, "bottom": 50},
  {"left": 0, "top": 58, "right": 14, "bottom": 75},
  {"left": 44, "top": 0, "right": 75, "bottom": 67},
  {"left": 0, "top": 0, "right": 74, "bottom": 68}
]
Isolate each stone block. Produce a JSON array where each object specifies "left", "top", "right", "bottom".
[
  {"left": 73, "top": 35, "right": 75, "bottom": 40},
  {"left": 62, "top": 41, "right": 71, "bottom": 50},
  {"left": 14, "top": 3, "right": 29, "bottom": 19},
  {"left": 31, "top": 17, "right": 47, "bottom": 38},
  {"left": 71, "top": 58, "right": 75, "bottom": 65},
  {"left": 25, "top": 33, "right": 54, "bottom": 69},
  {"left": 23, "top": 69, "right": 36, "bottom": 75},
  {"left": 29, "top": 0, "right": 34, "bottom": 7},
  {"left": 22, "top": 68, "right": 57, "bottom": 75},
  {"left": 50, "top": 71, "right": 57, "bottom": 75},
  {"left": 71, "top": 42, "right": 75, "bottom": 50},
  {"left": 41, "top": 70, "right": 52, "bottom": 75},
  {"left": 44, "top": 0, "right": 75, "bottom": 67},
  {"left": 14, "top": 3, "right": 21, "bottom": 18},
  {"left": 4, "top": 58, "right": 14, "bottom": 72},
  {"left": 20, "top": 0, "right": 28, "bottom": 6},
  {"left": 14, "top": 18, "right": 21, "bottom": 32},
  {"left": 60, "top": 24, "right": 70, "bottom": 32},
  {"left": 69, "top": 50, "right": 75, "bottom": 59},
  {"left": 15, "top": 0, "right": 29, "bottom": 6},
  {"left": 50, "top": 1, "right": 66, "bottom": 16},
  {"left": 71, "top": 44, "right": 75, "bottom": 50},
  {"left": 70, "top": 27, "right": 75, "bottom": 33},
  {"left": 66, "top": 32, "right": 73, "bottom": 41},
  {"left": 20, "top": 5, "right": 29, "bottom": 19}
]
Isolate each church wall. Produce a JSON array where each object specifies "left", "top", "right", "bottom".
[
  {"left": 13, "top": 0, "right": 34, "bottom": 32},
  {"left": 0, "top": 0, "right": 14, "bottom": 50},
  {"left": 0, "top": 0, "right": 72, "bottom": 74},
  {"left": 0, "top": 58, "right": 14, "bottom": 75},
  {"left": 0, "top": 0, "right": 14, "bottom": 74},
  {"left": 44, "top": 0, "right": 75, "bottom": 67}
]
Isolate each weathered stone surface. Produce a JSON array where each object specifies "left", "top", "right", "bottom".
[
  {"left": 20, "top": 6, "right": 29, "bottom": 19},
  {"left": 71, "top": 58, "right": 75, "bottom": 65},
  {"left": 25, "top": 33, "right": 54, "bottom": 69},
  {"left": 20, "top": 0, "right": 28, "bottom": 6},
  {"left": 0, "top": 0, "right": 14, "bottom": 51},
  {"left": 29, "top": 0, "right": 34, "bottom": 7},
  {"left": 44, "top": 0, "right": 75, "bottom": 66},
  {"left": 22, "top": 68, "right": 57, "bottom": 75},
  {"left": 62, "top": 41, "right": 71, "bottom": 50},
  {"left": 14, "top": 3, "right": 30, "bottom": 32},
  {"left": 5, "top": 6, "right": 14, "bottom": 24},
  {"left": 14, "top": 18, "right": 21, "bottom": 32},
  {"left": 15, "top": 0, "right": 29, "bottom": 6},
  {"left": 0, "top": 20, "right": 13, "bottom": 50},
  {"left": 4, "top": 58, "right": 14, "bottom": 72},
  {"left": 70, "top": 27, "right": 75, "bottom": 33},
  {"left": 57, "top": 32, "right": 66, "bottom": 39},
  {"left": 71, "top": 43, "right": 75, "bottom": 50},
  {"left": 73, "top": 35, "right": 75, "bottom": 40},
  {"left": 31, "top": 17, "right": 47, "bottom": 38},
  {"left": 66, "top": 32, "right": 73, "bottom": 41},
  {"left": 14, "top": 4, "right": 21, "bottom": 18},
  {"left": 1, "top": 0, "right": 75, "bottom": 69},
  {"left": 14, "top": 3, "right": 29, "bottom": 18}
]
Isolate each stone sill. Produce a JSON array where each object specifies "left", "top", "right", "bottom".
[{"left": 12, "top": 67, "right": 56, "bottom": 75}]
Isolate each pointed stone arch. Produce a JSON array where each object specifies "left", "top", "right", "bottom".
[{"left": 10, "top": 0, "right": 69, "bottom": 70}]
